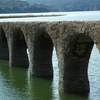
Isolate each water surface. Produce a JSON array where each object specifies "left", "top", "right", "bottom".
[
  {"left": 0, "top": 11, "right": 100, "bottom": 22},
  {"left": 0, "top": 45, "right": 100, "bottom": 100}
]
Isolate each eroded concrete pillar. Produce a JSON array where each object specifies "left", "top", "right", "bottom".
[
  {"left": 0, "top": 28, "right": 9, "bottom": 59},
  {"left": 57, "top": 34, "right": 94, "bottom": 94},
  {"left": 9, "top": 28, "right": 29, "bottom": 68},
  {"left": 28, "top": 32, "right": 53, "bottom": 78}
]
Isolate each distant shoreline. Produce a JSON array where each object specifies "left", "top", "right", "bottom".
[{"left": 0, "top": 14, "right": 66, "bottom": 19}]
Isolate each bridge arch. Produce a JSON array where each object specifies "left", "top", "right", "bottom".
[
  {"left": 58, "top": 32, "right": 94, "bottom": 94},
  {"left": 0, "top": 27, "right": 9, "bottom": 59},
  {"left": 0, "top": 22, "right": 100, "bottom": 95},
  {"left": 9, "top": 27, "right": 29, "bottom": 68}
]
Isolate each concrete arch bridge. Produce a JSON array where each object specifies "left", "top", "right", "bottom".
[{"left": 0, "top": 21, "right": 100, "bottom": 95}]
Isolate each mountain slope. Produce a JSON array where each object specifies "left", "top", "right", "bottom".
[
  {"left": 26, "top": 0, "right": 100, "bottom": 11},
  {"left": 0, "top": 0, "right": 57, "bottom": 13},
  {"left": 0, "top": 0, "right": 99, "bottom": 13}
]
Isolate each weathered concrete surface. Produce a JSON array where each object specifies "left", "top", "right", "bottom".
[
  {"left": 0, "top": 27, "right": 9, "bottom": 59},
  {"left": 0, "top": 21, "right": 100, "bottom": 94}
]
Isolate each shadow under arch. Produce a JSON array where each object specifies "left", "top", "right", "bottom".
[
  {"left": 0, "top": 27, "right": 9, "bottom": 60},
  {"left": 32, "top": 30, "right": 53, "bottom": 78},
  {"left": 63, "top": 33, "right": 94, "bottom": 95},
  {"left": 10, "top": 28, "right": 29, "bottom": 68}
]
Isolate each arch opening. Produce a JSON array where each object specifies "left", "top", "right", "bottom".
[
  {"left": 11, "top": 28, "right": 29, "bottom": 68},
  {"left": 63, "top": 33, "right": 94, "bottom": 94},
  {"left": 32, "top": 31, "right": 53, "bottom": 78},
  {"left": 52, "top": 47, "right": 59, "bottom": 99},
  {"left": 0, "top": 28, "right": 9, "bottom": 59},
  {"left": 88, "top": 44, "right": 100, "bottom": 98}
]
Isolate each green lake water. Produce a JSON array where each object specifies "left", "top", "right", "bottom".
[
  {"left": 0, "top": 45, "right": 100, "bottom": 100},
  {"left": 0, "top": 60, "right": 88, "bottom": 100}
]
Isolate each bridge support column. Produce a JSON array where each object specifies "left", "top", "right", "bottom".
[
  {"left": 57, "top": 34, "right": 94, "bottom": 94},
  {"left": 28, "top": 34, "right": 53, "bottom": 78},
  {"left": 8, "top": 29, "right": 29, "bottom": 68},
  {"left": 0, "top": 28, "right": 9, "bottom": 59},
  {"left": 62, "top": 58, "right": 91, "bottom": 94},
  {"left": 9, "top": 45, "right": 28, "bottom": 68}
]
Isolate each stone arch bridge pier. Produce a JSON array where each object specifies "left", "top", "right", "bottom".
[{"left": 0, "top": 21, "right": 100, "bottom": 95}]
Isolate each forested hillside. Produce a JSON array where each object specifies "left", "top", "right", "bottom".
[
  {"left": 0, "top": 0, "right": 57, "bottom": 13},
  {"left": 0, "top": 0, "right": 100, "bottom": 13},
  {"left": 27, "top": 0, "right": 100, "bottom": 11}
]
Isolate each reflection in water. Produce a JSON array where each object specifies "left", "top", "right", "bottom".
[
  {"left": 0, "top": 45, "right": 100, "bottom": 100},
  {"left": 59, "top": 93, "right": 88, "bottom": 100},
  {"left": 28, "top": 76, "right": 52, "bottom": 100}
]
